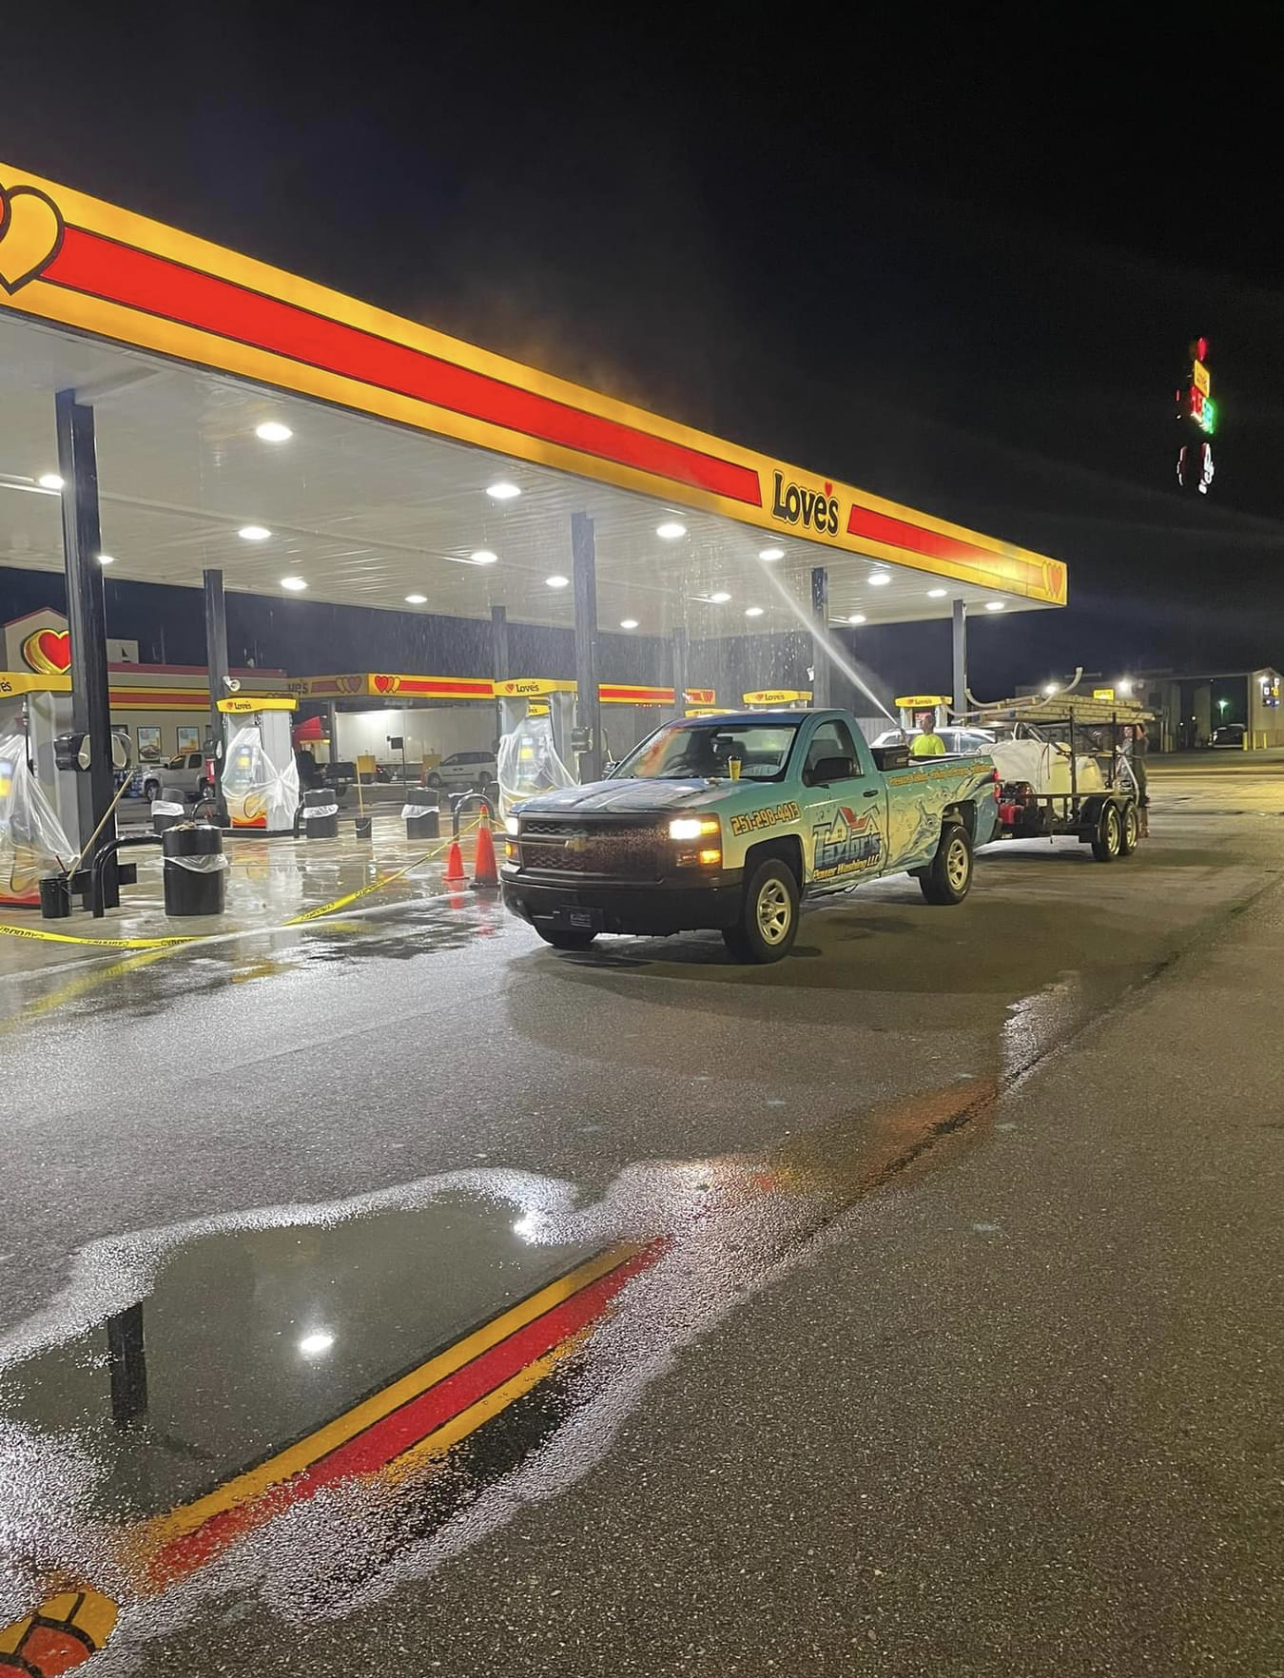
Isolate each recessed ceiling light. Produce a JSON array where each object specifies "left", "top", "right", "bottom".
[
  {"left": 298, "top": 1331, "right": 334, "bottom": 1356},
  {"left": 1043, "top": 682, "right": 1060, "bottom": 696},
  {"left": 619, "top": 618, "right": 639, "bottom": 630},
  {"left": 97, "top": 553, "right": 115, "bottom": 566},
  {"left": 238, "top": 524, "right": 271, "bottom": 541},
  {"left": 255, "top": 421, "right": 292, "bottom": 443},
  {"left": 486, "top": 481, "right": 521, "bottom": 501},
  {"left": 546, "top": 574, "right": 570, "bottom": 589},
  {"left": 985, "top": 600, "right": 1005, "bottom": 611},
  {"left": 405, "top": 593, "right": 428, "bottom": 604},
  {"left": 470, "top": 549, "right": 498, "bottom": 566},
  {"left": 656, "top": 520, "right": 687, "bottom": 540},
  {"left": 280, "top": 576, "right": 308, "bottom": 591},
  {"left": 37, "top": 473, "right": 63, "bottom": 490},
  {"left": 847, "top": 613, "right": 866, "bottom": 625},
  {"left": 927, "top": 587, "right": 948, "bottom": 598},
  {"left": 758, "top": 546, "right": 784, "bottom": 562},
  {"left": 707, "top": 591, "right": 732, "bottom": 604},
  {"left": 868, "top": 571, "right": 891, "bottom": 586},
  {"left": 744, "top": 606, "right": 764, "bottom": 618}
]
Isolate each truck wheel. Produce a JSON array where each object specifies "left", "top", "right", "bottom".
[
  {"left": 1091, "top": 801, "right": 1123, "bottom": 861},
  {"left": 143, "top": 779, "right": 160, "bottom": 802},
  {"left": 537, "top": 928, "right": 598, "bottom": 951},
  {"left": 1119, "top": 800, "right": 1140, "bottom": 855},
  {"left": 723, "top": 859, "right": 799, "bottom": 963},
  {"left": 919, "top": 822, "right": 973, "bottom": 905}
]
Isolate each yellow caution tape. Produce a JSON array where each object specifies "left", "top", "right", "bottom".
[
  {"left": 0, "top": 923, "right": 198, "bottom": 949},
  {"left": 0, "top": 823, "right": 480, "bottom": 952}
]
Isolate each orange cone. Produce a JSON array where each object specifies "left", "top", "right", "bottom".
[
  {"left": 471, "top": 822, "right": 500, "bottom": 889},
  {"left": 443, "top": 838, "right": 467, "bottom": 882}
]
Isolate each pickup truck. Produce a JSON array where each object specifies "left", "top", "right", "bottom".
[{"left": 501, "top": 708, "right": 1000, "bottom": 962}]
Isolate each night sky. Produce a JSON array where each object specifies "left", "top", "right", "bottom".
[{"left": 4, "top": 14, "right": 1280, "bottom": 692}]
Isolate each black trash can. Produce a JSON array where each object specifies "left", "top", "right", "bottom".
[
  {"left": 39, "top": 875, "right": 72, "bottom": 919},
  {"left": 151, "top": 798, "right": 186, "bottom": 836},
  {"left": 403, "top": 798, "right": 440, "bottom": 840},
  {"left": 302, "top": 787, "right": 339, "bottom": 840},
  {"left": 162, "top": 823, "right": 226, "bottom": 917}
]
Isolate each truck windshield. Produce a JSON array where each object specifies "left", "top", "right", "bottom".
[{"left": 611, "top": 721, "right": 800, "bottom": 782}]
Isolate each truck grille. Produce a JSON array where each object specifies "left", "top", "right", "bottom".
[{"left": 518, "top": 818, "right": 664, "bottom": 878}]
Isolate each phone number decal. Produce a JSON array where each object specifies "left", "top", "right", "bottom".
[{"left": 729, "top": 800, "right": 800, "bottom": 837}]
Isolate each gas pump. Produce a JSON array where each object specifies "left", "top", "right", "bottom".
[
  {"left": 494, "top": 679, "right": 578, "bottom": 817},
  {"left": 0, "top": 670, "right": 77, "bottom": 905},
  {"left": 216, "top": 695, "right": 299, "bottom": 833}
]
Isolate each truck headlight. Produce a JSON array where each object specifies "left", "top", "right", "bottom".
[
  {"left": 504, "top": 816, "right": 520, "bottom": 836},
  {"left": 669, "top": 816, "right": 720, "bottom": 841}
]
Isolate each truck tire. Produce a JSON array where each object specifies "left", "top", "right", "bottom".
[
  {"left": 1091, "top": 801, "right": 1123, "bottom": 862},
  {"left": 1119, "top": 799, "right": 1140, "bottom": 855},
  {"left": 536, "top": 928, "right": 598, "bottom": 951},
  {"left": 918, "top": 821, "right": 973, "bottom": 905},
  {"left": 723, "top": 859, "right": 799, "bottom": 963},
  {"left": 143, "top": 779, "right": 160, "bottom": 802}
]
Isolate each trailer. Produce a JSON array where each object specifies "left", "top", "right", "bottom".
[{"left": 970, "top": 696, "right": 1152, "bottom": 861}]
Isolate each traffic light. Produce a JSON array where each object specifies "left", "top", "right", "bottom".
[{"left": 1175, "top": 336, "right": 1215, "bottom": 494}]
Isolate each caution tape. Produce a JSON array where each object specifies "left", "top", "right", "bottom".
[
  {"left": 0, "top": 822, "right": 481, "bottom": 951},
  {"left": 0, "top": 923, "right": 198, "bottom": 950}
]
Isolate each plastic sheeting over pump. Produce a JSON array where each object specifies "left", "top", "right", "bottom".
[
  {"left": 220, "top": 724, "right": 299, "bottom": 831},
  {"left": 497, "top": 713, "right": 577, "bottom": 818},
  {"left": 0, "top": 733, "right": 73, "bottom": 905}
]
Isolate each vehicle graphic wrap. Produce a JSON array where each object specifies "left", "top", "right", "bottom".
[
  {"left": 728, "top": 801, "right": 800, "bottom": 837},
  {"left": 811, "top": 806, "right": 882, "bottom": 882}
]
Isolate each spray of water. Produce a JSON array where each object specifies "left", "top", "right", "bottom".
[{"left": 755, "top": 558, "right": 897, "bottom": 720}]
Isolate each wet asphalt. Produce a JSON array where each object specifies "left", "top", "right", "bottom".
[{"left": 0, "top": 774, "right": 1282, "bottom": 1675}]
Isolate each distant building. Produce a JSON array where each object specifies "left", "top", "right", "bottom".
[{"left": 1020, "top": 668, "right": 1283, "bottom": 751}]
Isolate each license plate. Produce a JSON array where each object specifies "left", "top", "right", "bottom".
[{"left": 554, "top": 906, "right": 603, "bottom": 931}]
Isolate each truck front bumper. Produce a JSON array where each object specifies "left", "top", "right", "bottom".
[{"left": 501, "top": 868, "right": 744, "bottom": 937}]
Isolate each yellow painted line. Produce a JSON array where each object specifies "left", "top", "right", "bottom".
[
  {"left": 382, "top": 1333, "right": 583, "bottom": 1483},
  {"left": 141, "top": 1241, "right": 642, "bottom": 1549}
]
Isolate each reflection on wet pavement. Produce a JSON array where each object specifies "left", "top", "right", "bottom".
[{"left": 0, "top": 964, "right": 1092, "bottom": 1670}]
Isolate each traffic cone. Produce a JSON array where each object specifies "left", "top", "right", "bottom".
[
  {"left": 471, "top": 821, "right": 500, "bottom": 889},
  {"left": 443, "top": 838, "right": 467, "bottom": 882}
]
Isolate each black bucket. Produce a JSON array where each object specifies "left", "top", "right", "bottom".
[
  {"left": 303, "top": 787, "right": 339, "bottom": 840},
  {"left": 39, "top": 875, "right": 72, "bottom": 919},
  {"left": 162, "top": 823, "right": 226, "bottom": 917},
  {"left": 354, "top": 815, "right": 373, "bottom": 840},
  {"left": 151, "top": 799, "right": 185, "bottom": 836}
]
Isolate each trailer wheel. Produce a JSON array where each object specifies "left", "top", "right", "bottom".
[
  {"left": 1119, "top": 800, "right": 1141, "bottom": 855},
  {"left": 723, "top": 859, "right": 799, "bottom": 963},
  {"left": 1091, "top": 801, "right": 1123, "bottom": 861},
  {"left": 919, "top": 821, "right": 973, "bottom": 905}
]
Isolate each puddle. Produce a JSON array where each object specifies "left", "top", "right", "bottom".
[{"left": 0, "top": 972, "right": 1094, "bottom": 1669}]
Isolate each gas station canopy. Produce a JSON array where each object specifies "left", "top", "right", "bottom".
[{"left": 0, "top": 160, "right": 1067, "bottom": 637}]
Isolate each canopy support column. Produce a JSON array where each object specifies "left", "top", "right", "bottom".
[
  {"left": 55, "top": 389, "right": 114, "bottom": 867},
  {"left": 671, "top": 628, "right": 688, "bottom": 724},
  {"left": 811, "top": 566, "right": 832, "bottom": 709},
  {"left": 952, "top": 598, "right": 968, "bottom": 715},
  {"left": 572, "top": 513, "right": 602, "bottom": 781}
]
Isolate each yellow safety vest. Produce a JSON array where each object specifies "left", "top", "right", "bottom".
[{"left": 911, "top": 732, "right": 946, "bottom": 758}]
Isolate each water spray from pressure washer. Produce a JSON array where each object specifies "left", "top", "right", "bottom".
[{"left": 754, "top": 559, "right": 897, "bottom": 720}]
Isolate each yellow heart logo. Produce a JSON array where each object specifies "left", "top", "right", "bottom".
[{"left": 0, "top": 184, "right": 63, "bottom": 294}]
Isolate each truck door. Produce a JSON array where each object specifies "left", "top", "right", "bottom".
[{"left": 799, "top": 718, "right": 887, "bottom": 892}]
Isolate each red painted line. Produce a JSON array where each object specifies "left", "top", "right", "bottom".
[
  {"left": 846, "top": 503, "right": 1005, "bottom": 569},
  {"left": 45, "top": 229, "right": 762, "bottom": 507},
  {"left": 386, "top": 678, "right": 494, "bottom": 697},
  {"left": 150, "top": 1241, "right": 664, "bottom": 1581}
]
